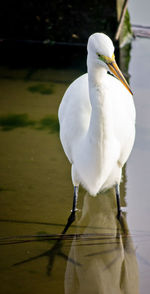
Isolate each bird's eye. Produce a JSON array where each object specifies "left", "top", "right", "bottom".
[{"left": 97, "top": 53, "right": 106, "bottom": 63}]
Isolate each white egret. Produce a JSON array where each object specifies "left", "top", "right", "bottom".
[{"left": 58, "top": 33, "right": 135, "bottom": 219}]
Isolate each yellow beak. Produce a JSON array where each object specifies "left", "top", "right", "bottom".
[{"left": 107, "top": 61, "right": 133, "bottom": 95}]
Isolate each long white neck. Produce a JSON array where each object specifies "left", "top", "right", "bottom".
[
  {"left": 79, "top": 61, "right": 118, "bottom": 194},
  {"left": 87, "top": 62, "right": 111, "bottom": 144}
]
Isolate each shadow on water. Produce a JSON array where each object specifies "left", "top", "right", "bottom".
[
  {"left": 38, "top": 115, "right": 59, "bottom": 132},
  {"left": 0, "top": 113, "right": 59, "bottom": 133},
  {"left": 0, "top": 114, "right": 35, "bottom": 131},
  {"left": 0, "top": 189, "right": 140, "bottom": 294},
  {"left": 27, "top": 83, "right": 54, "bottom": 95}
]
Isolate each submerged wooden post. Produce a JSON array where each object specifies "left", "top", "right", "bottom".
[{"left": 115, "top": 0, "right": 129, "bottom": 41}]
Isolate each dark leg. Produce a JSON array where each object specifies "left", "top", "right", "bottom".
[
  {"left": 71, "top": 186, "right": 79, "bottom": 213},
  {"left": 115, "top": 184, "right": 121, "bottom": 220},
  {"left": 63, "top": 186, "right": 79, "bottom": 233}
]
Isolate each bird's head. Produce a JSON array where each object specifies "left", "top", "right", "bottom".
[{"left": 87, "top": 33, "right": 133, "bottom": 95}]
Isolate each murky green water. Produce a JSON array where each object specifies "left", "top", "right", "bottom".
[{"left": 1, "top": 10, "right": 150, "bottom": 294}]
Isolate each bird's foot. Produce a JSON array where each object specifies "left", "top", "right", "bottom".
[
  {"left": 117, "top": 209, "right": 122, "bottom": 222},
  {"left": 68, "top": 211, "right": 76, "bottom": 223},
  {"left": 117, "top": 206, "right": 127, "bottom": 219},
  {"left": 61, "top": 211, "right": 76, "bottom": 235}
]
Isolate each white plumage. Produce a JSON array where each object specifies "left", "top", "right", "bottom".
[{"left": 58, "top": 33, "right": 135, "bottom": 216}]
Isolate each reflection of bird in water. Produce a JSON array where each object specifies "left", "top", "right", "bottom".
[
  {"left": 65, "top": 192, "right": 139, "bottom": 294},
  {"left": 58, "top": 33, "right": 135, "bottom": 218}
]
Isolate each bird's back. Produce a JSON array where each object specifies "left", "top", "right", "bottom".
[{"left": 58, "top": 73, "right": 91, "bottom": 163}]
